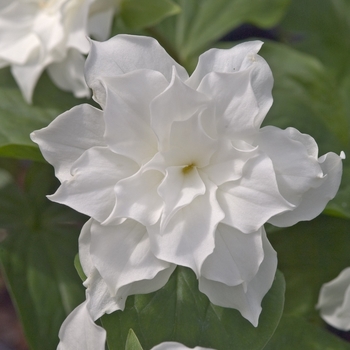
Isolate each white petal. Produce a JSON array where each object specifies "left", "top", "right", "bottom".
[
  {"left": 150, "top": 68, "right": 209, "bottom": 149},
  {"left": 102, "top": 70, "right": 168, "bottom": 164},
  {"left": 85, "top": 35, "right": 188, "bottom": 106},
  {"left": 149, "top": 175, "right": 224, "bottom": 276},
  {"left": 11, "top": 63, "right": 44, "bottom": 103},
  {"left": 187, "top": 41, "right": 273, "bottom": 126},
  {"left": 30, "top": 104, "right": 105, "bottom": 182},
  {"left": 197, "top": 70, "right": 259, "bottom": 136},
  {"left": 269, "top": 152, "right": 343, "bottom": 227},
  {"left": 57, "top": 296, "right": 106, "bottom": 350},
  {"left": 88, "top": 3, "right": 115, "bottom": 41},
  {"left": 199, "top": 228, "right": 277, "bottom": 326},
  {"left": 47, "top": 49, "right": 90, "bottom": 99},
  {"left": 49, "top": 147, "right": 138, "bottom": 222},
  {"left": 158, "top": 166, "right": 206, "bottom": 229},
  {"left": 90, "top": 219, "right": 173, "bottom": 297},
  {"left": 218, "top": 154, "right": 293, "bottom": 233},
  {"left": 203, "top": 139, "right": 257, "bottom": 186},
  {"left": 200, "top": 224, "right": 264, "bottom": 287},
  {"left": 317, "top": 267, "right": 350, "bottom": 331},
  {"left": 256, "top": 126, "right": 323, "bottom": 205},
  {"left": 107, "top": 169, "right": 164, "bottom": 226},
  {"left": 152, "top": 342, "right": 214, "bottom": 350}
]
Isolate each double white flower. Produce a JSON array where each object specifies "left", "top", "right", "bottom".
[
  {"left": 0, "top": 0, "right": 116, "bottom": 103},
  {"left": 31, "top": 35, "right": 343, "bottom": 349}
]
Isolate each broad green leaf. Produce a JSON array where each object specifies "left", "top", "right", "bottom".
[
  {"left": 264, "top": 315, "right": 350, "bottom": 350},
  {"left": 125, "top": 329, "right": 144, "bottom": 350},
  {"left": 153, "top": 0, "right": 290, "bottom": 68},
  {"left": 267, "top": 215, "right": 350, "bottom": 323},
  {"left": 0, "top": 162, "right": 86, "bottom": 349},
  {"left": 0, "top": 67, "right": 91, "bottom": 161},
  {"left": 120, "top": 0, "right": 180, "bottom": 29},
  {"left": 280, "top": 0, "right": 350, "bottom": 80},
  {"left": 101, "top": 267, "right": 285, "bottom": 350}
]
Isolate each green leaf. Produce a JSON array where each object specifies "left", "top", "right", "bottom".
[
  {"left": 152, "top": 0, "right": 290, "bottom": 68},
  {"left": 74, "top": 253, "right": 87, "bottom": 282},
  {"left": 267, "top": 215, "right": 350, "bottom": 323},
  {"left": 0, "top": 67, "right": 92, "bottom": 161},
  {"left": 120, "top": 0, "right": 181, "bottom": 29},
  {"left": 0, "top": 162, "right": 86, "bottom": 349},
  {"left": 264, "top": 315, "right": 350, "bottom": 350},
  {"left": 101, "top": 267, "right": 285, "bottom": 350},
  {"left": 125, "top": 329, "right": 144, "bottom": 350}
]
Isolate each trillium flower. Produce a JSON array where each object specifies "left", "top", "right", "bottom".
[
  {"left": 31, "top": 34, "right": 343, "bottom": 349},
  {"left": 0, "top": 0, "right": 117, "bottom": 103},
  {"left": 317, "top": 267, "right": 350, "bottom": 331}
]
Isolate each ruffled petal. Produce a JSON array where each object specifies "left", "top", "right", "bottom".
[
  {"left": 199, "top": 227, "right": 277, "bottom": 326},
  {"left": 57, "top": 295, "right": 106, "bottom": 350},
  {"left": 317, "top": 267, "right": 350, "bottom": 331},
  {"left": 30, "top": 104, "right": 105, "bottom": 182},
  {"left": 150, "top": 68, "right": 209, "bottom": 149},
  {"left": 103, "top": 70, "right": 168, "bottom": 164},
  {"left": 269, "top": 151, "right": 343, "bottom": 227},
  {"left": 47, "top": 49, "right": 90, "bottom": 99},
  {"left": 158, "top": 166, "right": 206, "bottom": 229},
  {"left": 200, "top": 224, "right": 264, "bottom": 287},
  {"left": 49, "top": 147, "right": 138, "bottom": 222},
  {"left": 187, "top": 41, "right": 273, "bottom": 127},
  {"left": 218, "top": 154, "right": 294, "bottom": 233},
  {"left": 256, "top": 126, "right": 323, "bottom": 205},
  {"left": 107, "top": 169, "right": 164, "bottom": 226},
  {"left": 90, "top": 219, "right": 173, "bottom": 297},
  {"left": 85, "top": 35, "right": 189, "bottom": 107},
  {"left": 197, "top": 70, "right": 259, "bottom": 136},
  {"left": 148, "top": 175, "right": 224, "bottom": 276}
]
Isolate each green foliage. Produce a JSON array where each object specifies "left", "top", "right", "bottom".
[
  {"left": 265, "top": 315, "right": 350, "bottom": 350},
  {"left": 101, "top": 267, "right": 285, "bottom": 350},
  {"left": 125, "top": 329, "right": 144, "bottom": 350},
  {"left": 0, "top": 162, "right": 86, "bottom": 349},
  {"left": 120, "top": 0, "right": 181, "bottom": 29}
]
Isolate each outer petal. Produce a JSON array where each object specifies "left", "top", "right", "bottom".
[
  {"left": 200, "top": 224, "right": 264, "bottom": 287},
  {"left": 85, "top": 35, "right": 189, "bottom": 106},
  {"left": 90, "top": 219, "right": 173, "bottom": 297},
  {"left": 49, "top": 147, "right": 138, "bottom": 222},
  {"left": 317, "top": 267, "right": 350, "bottom": 331},
  {"left": 269, "top": 152, "right": 343, "bottom": 227},
  {"left": 108, "top": 169, "right": 164, "bottom": 226},
  {"left": 103, "top": 70, "right": 168, "bottom": 164},
  {"left": 47, "top": 49, "right": 90, "bottom": 99},
  {"left": 148, "top": 175, "right": 225, "bottom": 276},
  {"left": 152, "top": 343, "right": 214, "bottom": 350},
  {"left": 187, "top": 41, "right": 273, "bottom": 127},
  {"left": 256, "top": 126, "right": 323, "bottom": 205},
  {"left": 30, "top": 104, "right": 105, "bottom": 182},
  {"left": 199, "top": 227, "right": 277, "bottom": 326},
  {"left": 57, "top": 295, "right": 106, "bottom": 350},
  {"left": 217, "top": 154, "right": 294, "bottom": 233}
]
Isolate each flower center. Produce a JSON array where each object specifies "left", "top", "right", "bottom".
[{"left": 182, "top": 163, "right": 195, "bottom": 175}]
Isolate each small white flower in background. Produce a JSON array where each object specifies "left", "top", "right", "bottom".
[
  {"left": 317, "top": 267, "right": 350, "bottom": 331},
  {"left": 31, "top": 34, "right": 344, "bottom": 349},
  {"left": 0, "top": 0, "right": 117, "bottom": 103},
  {"left": 151, "top": 342, "right": 215, "bottom": 350}
]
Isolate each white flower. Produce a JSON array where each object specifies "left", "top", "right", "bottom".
[
  {"left": 31, "top": 35, "right": 343, "bottom": 349},
  {"left": 0, "top": 0, "right": 117, "bottom": 103},
  {"left": 151, "top": 342, "right": 214, "bottom": 350},
  {"left": 317, "top": 267, "right": 350, "bottom": 331}
]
